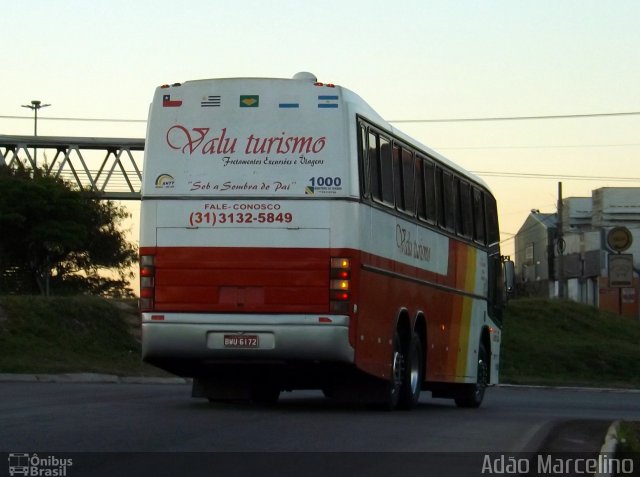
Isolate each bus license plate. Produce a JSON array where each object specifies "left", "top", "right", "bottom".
[{"left": 224, "top": 335, "right": 260, "bottom": 348}]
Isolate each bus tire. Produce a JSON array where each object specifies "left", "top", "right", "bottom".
[
  {"left": 398, "top": 331, "right": 423, "bottom": 410},
  {"left": 382, "top": 331, "right": 404, "bottom": 410},
  {"left": 454, "top": 342, "right": 489, "bottom": 408}
]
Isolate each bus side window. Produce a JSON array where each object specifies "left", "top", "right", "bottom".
[
  {"left": 454, "top": 177, "right": 462, "bottom": 235},
  {"left": 415, "top": 157, "right": 426, "bottom": 220},
  {"left": 435, "top": 167, "right": 446, "bottom": 228},
  {"left": 358, "top": 122, "right": 370, "bottom": 198},
  {"left": 485, "top": 193, "right": 500, "bottom": 245},
  {"left": 472, "top": 187, "right": 486, "bottom": 244},
  {"left": 393, "top": 145, "right": 415, "bottom": 215},
  {"left": 488, "top": 251, "right": 505, "bottom": 323},
  {"left": 424, "top": 160, "right": 437, "bottom": 223},
  {"left": 368, "top": 131, "right": 382, "bottom": 202},
  {"left": 392, "top": 144, "right": 403, "bottom": 210},
  {"left": 458, "top": 180, "right": 473, "bottom": 239},
  {"left": 380, "top": 136, "right": 394, "bottom": 206},
  {"left": 401, "top": 148, "right": 415, "bottom": 215},
  {"left": 442, "top": 170, "right": 456, "bottom": 232}
]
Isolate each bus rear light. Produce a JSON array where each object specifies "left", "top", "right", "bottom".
[
  {"left": 330, "top": 264, "right": 350, "bottom": 280},
  {"left": 330, "top": 291, "right": 350, "bottom": 301},
  {"left": 330, "top": 257, "right": 351, "bottom": 313},
  {"left": 140, "top": 267, "right": 154, "bottom": 277},
  {"left": 141, "top": 255, "right": 155, "bottom": 266},
  {"left": 140, "top": 288, "right": 154, "bottom": 299},
  {"left": 330, "top": 280, "right": 350, "bottom": 291},
  {"left": 140, "top": 254, "right": 156, "bottom": 312},
  {"left": 330, "top": 258, "right": 350, "bottom": 269},
  {"left": 330, "top": 300, "right": 349, "bottom": 314}
]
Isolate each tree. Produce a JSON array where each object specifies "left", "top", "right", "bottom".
[{"left": 0, "top": 165, "right": 138, "bottom": 296}]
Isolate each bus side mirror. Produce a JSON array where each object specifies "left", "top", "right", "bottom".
[{"left": 502, "top": 258, "right": 515, "bottom": 300}]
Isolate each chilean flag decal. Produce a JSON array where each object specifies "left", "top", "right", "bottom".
[{"left": 163, "top": 94, "right": 182, "bottom": 107}]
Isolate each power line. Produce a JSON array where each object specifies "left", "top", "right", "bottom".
[
  {"left": 2, "top": 110, "right": 640, "bottom": 125},
  {"left": 0, "top": 115, "right": 146, "bottom": 123},
  {"left": 389, "top": 111, "right": 640, "bottom": 123},
  {"left": 472, "top": 170, "right": 640, "bottom": 182},
  {"left": 439, "top": 143, "right": 640, "bottom": 151}
]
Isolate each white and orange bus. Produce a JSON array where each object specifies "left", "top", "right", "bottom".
[{"left": 140, "top": 72, "right": 512, "bottom": 410}]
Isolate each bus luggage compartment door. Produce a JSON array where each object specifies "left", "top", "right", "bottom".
[{"left": 154, "top": 227, "right": 331, "bottom": 313}]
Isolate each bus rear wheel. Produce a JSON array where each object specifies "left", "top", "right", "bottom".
[
  {"left": 454, "top": 342, "right": 489, "bottom": 408},
  {"left": 382, "top": 331, "right": 404, "bottom": 410},
  {"left": 398, "top": 331, "right": 424, "bottom": 410}
]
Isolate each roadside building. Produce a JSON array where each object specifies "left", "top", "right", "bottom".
[
  {"left": 513, "top": 187, "right": 640, "bottom": 319},
  {"left": 514, "top": 210, "right": 557, "bottom": 297}
]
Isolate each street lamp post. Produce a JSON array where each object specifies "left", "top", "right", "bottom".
[
  {"left": 22, "top": 100, "right": 51, "bottom": 136},
  {"left": 21, "top": 100, "right": 52, "bottom": 295},
  {"left": 21, "top": 100, "right": 51, "bottom": 165}
]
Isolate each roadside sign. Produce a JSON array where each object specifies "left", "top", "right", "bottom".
[
  {"left": 607, "top": 227, "right": 633, "bottom": 252},
  {"left": 608, "top": 254, "right": 633, "bottom": 288},
  {"left": 622, "top": 288, "right": 636, "bottom": 304}
]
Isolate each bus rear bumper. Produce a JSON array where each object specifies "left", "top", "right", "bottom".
[{"left": 141, "top": 313, "right": 354, "bottom": 365}]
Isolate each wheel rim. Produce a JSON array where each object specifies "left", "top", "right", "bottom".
[
  {"left": 475, "top": 356, "right": 488, "bottom": 400},
  {"left": 392, "top": 350, "right": 404, "bottom": 394},
  {"left": 409, "top": 346, "right": 420, "bottom": 395}
]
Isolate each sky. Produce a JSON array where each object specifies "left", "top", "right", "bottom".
[{"left": 2, "top": 0, "right": 640, "bottom": 263}]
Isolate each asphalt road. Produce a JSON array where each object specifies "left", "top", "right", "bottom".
[
  {"left": 1, "top": 381, "right": 639, "bottom": 453},
  {"left": 2, "top": 382, "right": 639, "bottom": 477}
]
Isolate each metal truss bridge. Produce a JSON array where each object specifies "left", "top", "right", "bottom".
[{"left": 0, "top": 135, "right": 144, "bottom": 200}]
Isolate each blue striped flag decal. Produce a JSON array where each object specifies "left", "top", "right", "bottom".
[
  {"left": 279, "top": 103, "right": 300, "bottom": 108},
  {"left": 318, "top": 95, "right": 339, "bottom": 108}
]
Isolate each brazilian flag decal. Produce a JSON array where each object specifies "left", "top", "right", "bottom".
[{"left": 240, "top": 95, "right": 259, "bottom": 107}]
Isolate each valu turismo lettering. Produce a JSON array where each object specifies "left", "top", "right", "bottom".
[{"left": 166, "top": 126, "right": 327, "bottom": 156}]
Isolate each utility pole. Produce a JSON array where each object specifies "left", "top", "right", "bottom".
[
  {"left": 21, "top": 99, "right": 51, "bottom": 166},
  {"left": 557, "top": 181, "right": 565, "bottom": 299}
]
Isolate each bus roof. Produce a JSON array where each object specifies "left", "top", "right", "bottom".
[
  {"left": 333, "top": 84, "right": 490, "bottom": 192},
  {"left": 178, "top": 73, "right": 489, "bottom": 190},
  {"left": 145, "top": 73, "right": 491, "bottom": 197}
]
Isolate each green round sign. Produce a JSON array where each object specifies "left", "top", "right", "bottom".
[{"left": 607, "top": 226, "right": 633, "bottom": 252}]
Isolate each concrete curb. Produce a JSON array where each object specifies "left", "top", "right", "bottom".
[
  {"left": 0, "top": 373, "right": 189, "bottom": 385},
  {"left": 595, "top": 420, "right": 620, "bottom": 477},
  {"left": 498, "top": 383, "right": 640, "bottom": 394}
]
